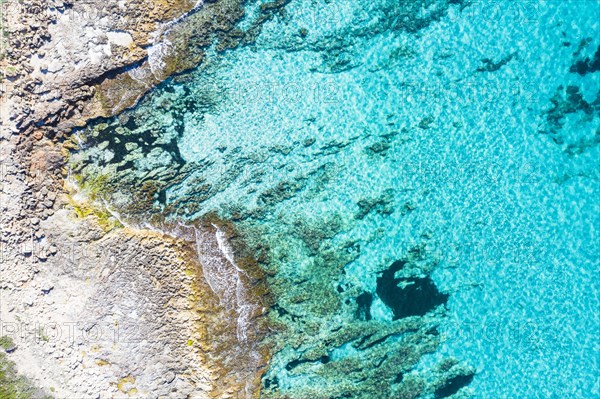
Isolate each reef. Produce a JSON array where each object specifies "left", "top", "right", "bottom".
[{"left": 255, "top": 237, "right": 475, "bottom": 399}]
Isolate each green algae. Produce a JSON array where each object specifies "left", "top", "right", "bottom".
[
  {"left": 0, "top": 337, "right": 51, "bottom": 399},
  {"left": 0, "top": 337, "right": 14, "bottom": 351},
  {"left": 75, "top": 174, "right": 111, "bottom": 202},
  {"left": 65, "top": 172, "right": 123, "bottom": 231},
  {"left": 66, "top": 198, "right": 123, "bottom": 231}
]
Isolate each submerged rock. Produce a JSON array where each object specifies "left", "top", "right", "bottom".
[
  {"left": 355, "top": 292, "right": 373, "bottom": 321},
  {"left": 434, "top": 373, "right": 475, "bottom": 398},
  {"left": 570, "top": 44, "right": 600, "bottom": 75},
  {"left": 376, "top": 260, "right": 449, "bottom": 320}
]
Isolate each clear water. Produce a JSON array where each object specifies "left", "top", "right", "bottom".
[{"left": 71, "top": 0, "right": 600, "bottom": 397}]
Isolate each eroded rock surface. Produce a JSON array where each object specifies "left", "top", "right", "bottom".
[{"left": 0, "top": 0, "right": 273, "bottom": 397}]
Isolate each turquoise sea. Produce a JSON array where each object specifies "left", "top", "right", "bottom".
[{"left": 70, "top": 0, "right": 600, "bottom": 398}]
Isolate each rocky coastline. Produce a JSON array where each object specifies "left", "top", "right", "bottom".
[{"left": 0, "top": 0, "right": 276, "bottom": 397}]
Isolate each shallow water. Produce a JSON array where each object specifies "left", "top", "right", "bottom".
[{"left": 71, "top": 0, "right": 600, "bottom": 397}]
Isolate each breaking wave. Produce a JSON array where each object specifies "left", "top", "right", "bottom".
[
  {"left": 146, "top": 0, "right": 204, "bottom": 78},
  {"left": 195, "top": 223, "right": 256, "bottom": 343},
  {"left": 147, "top": 39, "right": 172, "bottom": 79}
]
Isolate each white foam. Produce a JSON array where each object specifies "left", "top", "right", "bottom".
[
  {"left": 147, "top": 39, "right": 172, "bottom": 79},
  {"left": 146, "top": 0, "right": 205, "bottom": 78},
  {"left": 127, "top": 66, "right": 154, "bottom": 88},
  {"left": 213, "top": 223, "right": 238, "bottom": 269},
  {"left": 193, "top": 224, "right": 257, "bottom": 343}
]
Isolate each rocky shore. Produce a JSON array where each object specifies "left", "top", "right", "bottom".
[{"left": 0, "top": 0, "right": 274, "bottom": 397}]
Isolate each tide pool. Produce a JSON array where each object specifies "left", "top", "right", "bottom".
[{"left": 70, "top": 0, "right": 600, "bottom": 397}]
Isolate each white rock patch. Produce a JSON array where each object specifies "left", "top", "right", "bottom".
[{"left": 106, "top": 31, "right": 134, "bottom": 47}]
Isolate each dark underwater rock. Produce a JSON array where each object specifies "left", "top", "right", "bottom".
[
  {"left": 355, "top": 189, "right": 395, "bottom": 219},
  {"left": 434, "top": 372, "right": 475, "bottom": 398},
  {"left": 570, "top": 44, "right": 600, "bottom": 75},
  {"left": 539, "top": 84, "right": 599, "bottom": 155},
  {"left": 355, "top": 292, "right": 373, "bottom": 321},
  {"left": 365, "top": 140, "right": 391, "bottom": 155},
  {"left": 376, "top": 260, "right": 448, "bottom": 320},
  {"left": 258, "top": 178, "right": 306, "bottom": 206},
  {"left": 476, "top": 52, "right": 516, "bottom": 73},
  {"left": 285, "top": 355, "right": 331, "bottom": 371}
]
